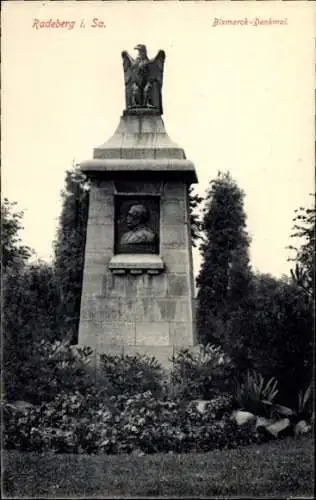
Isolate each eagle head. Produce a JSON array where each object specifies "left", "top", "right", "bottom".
[{"left": 134, "top": 44, "right": 147, "bottom": 57}]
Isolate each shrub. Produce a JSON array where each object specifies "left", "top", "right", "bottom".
[
  {"left": 273, "top": 381, "right": 314, "bottom": 423},
  {"left": 7, "top": 339, "right": 96, "bottom": 405},
  {"left": 3, "top": 390, "right": 262, "bottom": 455},
  {"left": 233, "top": 371, "right": 279, "bottom": 417},
  {"left": 204, "top": 394, "right": 235, "bottom": 420},
  {"left": 170, "top": 344, "right": 235, "bottom": 400},
  {"left": 100, "top": 353, "right": 165, "bottom": 398}
]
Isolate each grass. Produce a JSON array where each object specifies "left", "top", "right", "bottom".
[{"left": 2, "top": 436, "right": 314, "bottom": 498}]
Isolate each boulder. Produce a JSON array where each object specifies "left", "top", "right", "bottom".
[
  {"left": 14, "top": 400, "right": 35, "bottom": 408},
  {"left": 192, "top": 400, "right": 210, "bottom": 414},
  {"left": 6, "top": 401, "right": 35, "bottom": 412},
  {"left": 232, "top": 410, "right": 256, "bottom": 426},
  {"left": 265, "top": 418, "right": 291, "bottom": 438},
  {"left": 295, "top": 420, "right": 312, "bottom": 436},
  {"left": 256, "top": 416, "right": 272, "bottom": 430}
]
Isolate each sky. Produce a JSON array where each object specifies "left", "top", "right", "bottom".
[{"left": 2, "top": 1, "right": 315, "bottom": 279}]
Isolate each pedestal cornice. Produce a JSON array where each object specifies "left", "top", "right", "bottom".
[{"left": 80, "top": 113, "right": 198, "bottom": 183}]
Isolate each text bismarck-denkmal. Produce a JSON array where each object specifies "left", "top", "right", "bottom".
[
  {"left": 32, "top": 18, "right": 106, "bottom": 30},
  {"left": 212, "top": 17, "right": 288, "bottom": 28}
]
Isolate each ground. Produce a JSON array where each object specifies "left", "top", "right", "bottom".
[{"left": 2, "top": 436, "right": 314, "bottom": 498}]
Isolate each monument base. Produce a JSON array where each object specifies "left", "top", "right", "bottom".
[{"left": 79, "top": 343, "right": 202, "bottom": 374}]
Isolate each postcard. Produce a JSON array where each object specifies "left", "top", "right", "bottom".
[{"left": 2, "top": 1, "right": 314, "bottom": 498}]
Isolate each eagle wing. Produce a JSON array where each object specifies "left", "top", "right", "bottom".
[
  {"left": 121, "top": 51, "right": 135, "bottom": 85},
  {"left": 148, "top": 50, "right": 166, "bottom": 84}
]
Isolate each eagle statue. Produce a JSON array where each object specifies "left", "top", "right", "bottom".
[{"left": 121, "top": 44, "right": 166, "bottom": 115}]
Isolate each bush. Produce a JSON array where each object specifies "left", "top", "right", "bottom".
[
  {"left": 5, "top": 340, "right": 96, "bottom": 405},
  {"left": 100, "top": 353, "right": 165, "bottom": 398},
  {"left": 3, "top": 390, "right": 263, "bottom": 455},
  {"left": 234, "top": 371, "right": 279, "bottom": 417},
  {"left": 170, "top": 344, "right": 236, "bottom": 400}
]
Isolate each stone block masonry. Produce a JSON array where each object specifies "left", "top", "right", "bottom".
[{"left": 78, "top": 175, "right": 197, "bottom": 368}]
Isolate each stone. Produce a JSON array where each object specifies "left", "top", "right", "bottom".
[
  {"left": 10, "top": 401, "right": 35, "bottom": 411},
  {"left": 84, "top": 224, "right": 114, "bottom": 253},
  {"left": 106, "top": 273, "right": 138, "bottom": 298},
  {"left": 265, "top": 418, "right": 291, "bottom": 438},
  {"left": 88, "top": 199, "right": 114, "bottom": 223},
  {"left": 194, "top": 400, "right": 210, "bottom": 414},
  {"left": 170, "top": 322, "right": 194, "bottom": 345},
  {"left": 112, "top": 269, "right": 126, "bottom": 275},
  {"left": 163, "top": 182, "right": 186, "bottom": 199},
  {"left": 162, "top": 250, "right": 189, "bottom": 273},
  {"left": 135, "top": 322, "right": 170, "bottom": 346},
  {"left": 81, "top": 159, "right": 196, "bottom": 181},
  {"left": 109, "top": 254, "right": 164, "bottom": 271},
  {"left": 161, "top": 225, "right": 187, "bottom": 248},
  {"left": 136, "top": 273, "right": 168, "bottom": 297},
  {"left": 167, "top": 274, "right": 189, "bottom": 296},
  {"left": 232, "top": 410, "right": 256, "bottom": 426},
  {"left": 294, "top": 420, "right": 311, "bottom": 436},
  {"left": 124, "top": 345, "right": 175, "bottom": 368},
  {"left": 255, "top": 416, "right": 272, "bottom": 430},
  {"left": 161, "top": 200, "right": 186, "bottom": 225}
]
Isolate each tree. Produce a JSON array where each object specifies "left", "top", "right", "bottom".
[
  {"left": 188, "top": 186, "right": 203, "bottom": 247},
  {"left": 53, "top": 166, "right": 90, "bottom": 343},
  {"left": 288, "top": 197, "right": 315, "bottom": 298},
  {"left": 2, "top": 199, "right": 32, "bottom": 398},
  {"left": 1, "top": 198, "right": 32, "bottom": 272},
  {"left": 234, "top": 272, "right": 313, "bottom": 407},
  {"left": 196, "top": 172, "right": 252, "bottom": 345},
  {"left": 2, "top": 200, "right": 60, "bottom": 400}
]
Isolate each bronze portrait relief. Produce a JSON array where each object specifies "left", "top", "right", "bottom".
[
  {"left": 115, "top": 197, "right": 160, "bottom": 254},
  {"left": 120, "top": 204, "right": 155, "bottom": 245}
]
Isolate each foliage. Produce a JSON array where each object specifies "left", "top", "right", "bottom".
[
  {"left": 1, "top": 198, "right": 33, "bottom": 272},
  {"left": 297, "top": 382, "right": 313, "bottom": 419},
  {"left": 188, "top": 186, "right": 203, "bottom": 247},
  {"left": 288, "top": 198, "right": 315, "bottom": 298},
  {"left": 100, "top": 353, "right": 165, "bottom": 398},
  {"left": 170, "top": 344, "right": 236, "bottom": 400},
  {"left": 196, "top": 171, "right": 252, "bottom": 346},
  {"left": 1, "top": 199, "right": 62, "bottom": 401},
  {"left": 234, "top": 371, "right": 279, "bottom": 417},
  {"left": 274, "top": 381, "right": 314, "bottom": 423},
  {"left": 54, "top": 166, "right": 90, "bottom": 343},
  {"left": 5, "top": 339, "right": 96, "bottom": 405},
  {"left": 239, "top": 274, "right": 313, "bottom": 407},
  {"left": 3, "top": 390, "right": 262, "bottom": 455},
  {"left": 3, "top": 261, "right": 62, "bottom": 400},
  {"left": 207, "top": 395, "right": 235, "bottom": 419}
]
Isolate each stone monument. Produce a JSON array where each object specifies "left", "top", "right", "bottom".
[{"left": 78, "top": 45, "right": 198, "bottom": 368}]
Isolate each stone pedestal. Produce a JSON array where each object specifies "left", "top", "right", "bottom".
[{"left": 78, "top": 113, "right": 198, "bottom": 369}]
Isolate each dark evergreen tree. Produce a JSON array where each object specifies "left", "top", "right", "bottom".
[
  {"left": 244, "top": 272, "right": 313, "bottom": 407},
  {"left": 196, "top": 171, "right": 252, "bottom": 346},
  {"left": 288, "top": 196, "right": 315, "bottom": 299},
  {"left": 188, "top": 186, "right": 203, "bottom": 247},
  {"left": 2, "top": 200, "right": 60, "bottom": 400},
  {"left": 53, "top": 166, "right": 90, "bottom": 343},
  {"left": 1, "top": 198, "right": 32, "bottom": 272}
]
